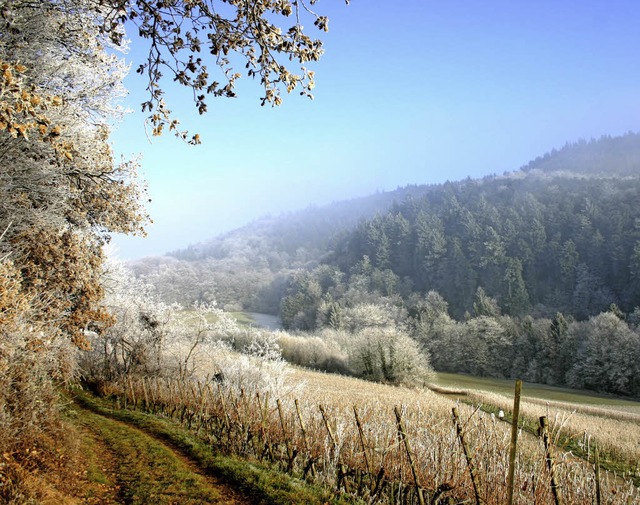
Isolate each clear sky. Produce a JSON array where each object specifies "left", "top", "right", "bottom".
[{"left": 110, "top": 0, "right": 640, "bottom": 259}]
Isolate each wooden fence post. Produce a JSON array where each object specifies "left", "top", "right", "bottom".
[
  {"left": 353, "top": 406, "right": 373, "bottom": 482},
  {"left": 319, "top": 404, "right": 337, "bottom": 456},
  {"left": 128, "top": 376, "right": 137, "bottom": 409},
  {"left": 594, "top": 446, "right": 601, "bottom": 505},
  {"left": 195, "top": 380, "right": 208, "bottom": 431},
  {"left": 230, "top": 391, "right": 245, "bottom": 452},
  {"left": 119, "top": 377, "right": 126, "bottom": 409},
  {"left": 217, "top": 382, "right": 231, "bottom": 431},
  {"left": 295, "top": 399, "right": 316, "bottom": 478},
  {"left": 277, "top": 399, "right": 296, "bottom": 471},
  {"left": 539, "top": 416, "right": 563, "bottom": 505},
  {"left": 394, "top": 406, "right": 425, "bottom": 505},
  {"left": 452, "top": 407, "right": 483, "bottom": 505},
  {"left": 149, "top": 377, "right": 158, "bottom": 413},
  {"left": 294, "top": 399, "right": 310, "bottom": 451},
  {"left": 141, "top": 376, "right": 150, "bottom": 411},
  {"left": 256, "top": 392, "right": 274, "bottom": 461},
  {"left": 320, "top": 404, "right": 349, "bottom": 493},
  {"left": 507, "top": 379, "right": 522, "bottom": 505}
]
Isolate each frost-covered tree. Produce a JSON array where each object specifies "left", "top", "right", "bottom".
[
  {"left": 472, "top": 286, "right": 502, "bottom": 318},
  {"left": 349, "top": 327, "right": 432, "bottom": 385},
  {"left": 457, "top": 316, "right": 513, "bottom": 378},
  {"left": 411, "top": 291, "right": 460, "bottom": 372},
  {"left": 341, "top": 302, "right": 406, "bottom": 333},
  {"left": 0, "top": 1, "right": 339, "bottom": 497},
  {"left": 1, "top": 0, "right": 339, "bottom": 344},
  {"left": 566, "top": 311, "right": 640, "bottom": 396},
  {"left": 81, "top": 261, "right": 176, "bottom": 380},
  {"left": 0, "top": 0, "right": 147, "bottom": 348},
  {"left": 0, "top": 3, "right": 148, "bottom": 489},
  {"left": 95, "top": 0, "right": 336, "bottom": 141}
]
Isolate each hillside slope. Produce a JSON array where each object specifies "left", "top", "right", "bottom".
[
  {"left": 521, "top": 132, "right": 640, "bottom": 177},
  {"left": 130, "top": 133, "right": 640, "bottom": 320}
]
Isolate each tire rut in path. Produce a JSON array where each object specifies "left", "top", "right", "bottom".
[{"left": 73, "top": 401, "right": 255, "bottom": 505}]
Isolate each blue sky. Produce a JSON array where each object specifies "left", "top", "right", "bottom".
[{"left": 111, "top": 1, "right": 640, "bottom": 259}]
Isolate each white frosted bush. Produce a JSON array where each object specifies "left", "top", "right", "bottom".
[{"left": 199, "top": 341, "right": 303, "bottom": 401}]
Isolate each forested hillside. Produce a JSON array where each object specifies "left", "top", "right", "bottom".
[
  {"left": 326, "top": 170, "right": 640, "bottom": 319},
  {"left": 172, "top": 185, "right": 429, "bottom": 262},
  {"left": 522, "top": 132, "right": 640, "bottom": 177},
  {"left": 129, "top": 185, "right": 431, "bottom": 312},
  {"left": 136, "top": 133, "right": 640, "bottom": 321},
  {"left": 131, "top": 133, "right": 640, "bottom": 398}
]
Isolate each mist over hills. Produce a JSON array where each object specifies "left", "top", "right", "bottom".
[
  {"left": 521, "top": 132, "right": 640, "bottom": 177},
  {"left": 129, "top": 132, "right": 640, "bottom": 320},
  {"left": 166, "top": 185, "right": 433, "bottom": 262}
]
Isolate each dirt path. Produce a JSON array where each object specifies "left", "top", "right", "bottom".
[{"left": 68, "top": 400, "right": 254, "bottom": 505}]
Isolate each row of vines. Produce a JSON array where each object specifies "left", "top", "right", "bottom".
[{"left": 96, "top": 372, "right": 638, "bottom": 505}]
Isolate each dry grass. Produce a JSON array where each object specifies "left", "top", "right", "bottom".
[
  {"left": 288, "top": 368, "right": 639, "bottom": 503},
  {"left": 108, "top": 358, "right": 639, "bottom": 504},
  {"left": 464, "top": 389, "right": 640, "bottom": 479}
]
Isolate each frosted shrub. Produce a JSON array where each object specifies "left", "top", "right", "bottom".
[
  {"left": 162, "top": 316, "right": 299, "bottom": 400},
  {"left": 341, "top": 303, "right": 401, "bottom": 332},
  {"left": 0, "top": 322, "right": 77, "bottom": 449},
  {"left": 0, "top": 258, "right": 79, "bottom": 502},
  {"left": 211, "top": 342, "right": 300, "bottom": 400},
  {"left": 272, "top": 324, "right": 433, "bottom": 385},
  {"left": 243, "top": 331, "right": 282, "bottom": 361},
  {"left": 82, "top": 260, "right": 181, "bottom": 380},
  {"left": 212, "top": 323, "right": 256, "bottom": 351},
  {"left": 348, "top": 327, "right": 433, "bottom": 386},
  {"left": 276, "top": 330, "right": 350, "bottom": 373},
  {"left": 164, "top": 301, "right": 241, "bottom": 378},
  {"left": 89, "top": 263, "right": 304, "bottom": 403}
]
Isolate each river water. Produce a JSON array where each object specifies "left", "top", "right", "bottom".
[{"left": 245, "top": 312, "right": 283, "bottom": 330}]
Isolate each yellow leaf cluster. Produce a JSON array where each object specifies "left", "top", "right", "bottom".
[{"left": 0, "top": 60, "right": 65, "bottom": 144}]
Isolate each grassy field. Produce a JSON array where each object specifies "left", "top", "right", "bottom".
[
  {"left": 178, "top": 309, "right": 256, "bottom": 327},
  {"left": 422, "top": 371, "right": 640, "bottom": 489},
  {"left": 429, "top": 371, "right": 640, "bottom": 409},
  {"left": 229, "top": 312, "right": 254, "bottom": 326}
]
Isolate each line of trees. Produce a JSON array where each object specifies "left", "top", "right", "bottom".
[
  {"left": 1, "top": 1, "right": 147, "bottom": 477},
  {"left": 413, "top": 291, "right": 640, "bottom": 397},
  {"left": 279, "top": 259, "right": 640, "bottom": 397},
  {"left": 0, "top": 0, "right": 337, "bottom": 500}
]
